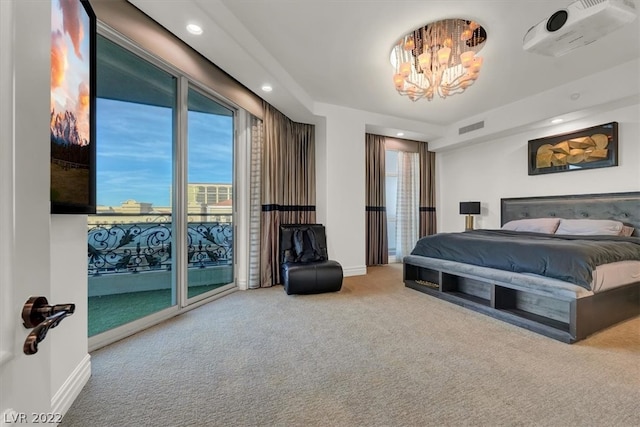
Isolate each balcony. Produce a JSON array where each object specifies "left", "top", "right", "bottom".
[{"left": 87, "top": 214, "right": 233, "bottom": 336}]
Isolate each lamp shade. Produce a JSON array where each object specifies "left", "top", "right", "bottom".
[{"left": 459, "top": 201, "right": 480, "bottom": 215}]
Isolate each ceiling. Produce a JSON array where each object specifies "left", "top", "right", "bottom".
[{"left": 127, "top": 0, "right": 640, "bottom": 142}]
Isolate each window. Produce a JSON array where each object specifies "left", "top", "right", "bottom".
[
  {"left": 385, "top": 149, "right": 419, "bottom": 261},
  {"left": 385, "top": 150, "right": 398, "bottom": 258}
]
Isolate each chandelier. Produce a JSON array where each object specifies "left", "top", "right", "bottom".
[{"left": 390, "top": 18, "right": 487, "bottom": 101}]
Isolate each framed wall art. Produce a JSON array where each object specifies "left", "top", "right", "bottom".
[
  {"left": 528, "top": 122, "right": 618, "bottom": 176},
  {"left": 50, "top": 0, "right": 96, "bottom": 214}
]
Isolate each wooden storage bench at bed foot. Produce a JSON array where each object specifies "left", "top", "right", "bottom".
[{"left": 403, "top": 262, "right": 640, "bottom": 343}]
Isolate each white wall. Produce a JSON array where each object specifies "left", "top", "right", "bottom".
[
  {"left": 50, "top": 216, "right": 90, "bottom": 415},
  {"left": 437, "top": 104, "right": 640, "bottom": 232},
  {"left": 315, "top": 104, "right": 367, "bottom": 276},
  {"left": 315, "top": 116, "right": 328, "bottom": 226}
]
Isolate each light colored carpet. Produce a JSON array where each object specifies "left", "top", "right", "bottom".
[{"left": 61, "top": 264, "right": 640, "bottom": 427}]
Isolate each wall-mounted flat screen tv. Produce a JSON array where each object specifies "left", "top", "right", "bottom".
[{"left": 50, "top": 0, "right": 96, "bottom": 214}]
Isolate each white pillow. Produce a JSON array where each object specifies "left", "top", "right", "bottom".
[
  {"left": 555, "top": 218, "right": 624, "bottom": 236},
  {"left": 501, "top": 218, "right": 560, "bottom": 234}
]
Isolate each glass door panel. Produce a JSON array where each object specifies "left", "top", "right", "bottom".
[
  {"left": 186, "top": 87, "right": 235, "bottom": 299},
  {"left": 88, "top": 35, "right": 176, "bottom": 337}
]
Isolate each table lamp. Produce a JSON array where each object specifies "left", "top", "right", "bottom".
[{"left": 460, "top": 201, "right": 481, "bottom": 231}]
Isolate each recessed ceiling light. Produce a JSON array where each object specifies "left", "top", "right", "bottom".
[
  {"left": 261, "top": 84, "right": 273, "bottom": 92},
  {"left": 396, "top": 132, "right": 404, "bottom": 137},
  {"left": 186, "top": 24, "right": 203, "bottom": 35},
  {"left": 551, "top": 118, "right": 563, "bottom": 124}
]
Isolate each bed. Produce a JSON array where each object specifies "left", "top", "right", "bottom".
[{"left": 403, "top": 192, "right": 640, "bottom": 343}]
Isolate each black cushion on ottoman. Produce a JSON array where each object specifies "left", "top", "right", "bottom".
[{"left": 282, "top": 260, "right": 343, "bottom": 295}]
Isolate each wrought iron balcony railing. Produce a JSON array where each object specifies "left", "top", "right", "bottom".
[{"left": 88, "top": 214, "right": 232, "bottom": 276}]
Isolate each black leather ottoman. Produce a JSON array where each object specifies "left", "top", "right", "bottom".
[{"left": 281, "top": 260, "right": 343, "bottom": 295}]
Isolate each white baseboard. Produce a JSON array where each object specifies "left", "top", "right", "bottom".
[
  {"left": 51, "top": 354, "right": 91, "bottom": 418},
  {"left": 343, "top": 265, "right": 367, "bottom": 277},
  {"left": 236, "top": 278, "right": 248, "bottom": 290}
]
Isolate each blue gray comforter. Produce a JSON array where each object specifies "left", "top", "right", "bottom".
[{"left": 410, "top": 229, "right": 640, "bottom": 289}]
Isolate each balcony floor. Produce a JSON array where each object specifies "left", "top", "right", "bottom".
[{"left": 88, "top": 284, "right": 225, "bottom": 336}]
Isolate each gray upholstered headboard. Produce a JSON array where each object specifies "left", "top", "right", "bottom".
[{"left": 501, "top": 192, "right": 640, "bottom": 237}]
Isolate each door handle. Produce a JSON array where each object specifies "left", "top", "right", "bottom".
[
  {"left": 22, "top": 296, "right": 75, "bottom": 328},
  {"left": 21, "top": 296, "right": 75, "bottom": 355}
]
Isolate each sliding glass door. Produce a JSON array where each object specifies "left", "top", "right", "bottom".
[
  {"left": 186, "top": 86, "right": 235, "bottom": 300},
  {"left": 88, "top": 32, "right": 236, "bottom": 343},
  {"left": 88, "top": 35, "right": 176, "bottom": 337}
]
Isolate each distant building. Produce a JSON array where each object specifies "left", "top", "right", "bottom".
[
  {"left": 92, "top": 184, "right": 233, "bottom": 226},
  {"left": 187, "top": 183, "right": 232, "bottom": 205}
]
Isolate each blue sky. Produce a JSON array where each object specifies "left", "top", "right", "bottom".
[{"left": 97, "top": 98, "right": 233, "bottom": 207}]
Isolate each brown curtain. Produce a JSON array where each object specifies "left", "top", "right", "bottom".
[
  {"left": 260, "top": 102, "right": 316, "bottom": 287},
  {"left": 418, "top": 142, "right": 437, "bottom": 236},
  {"left": 365, "top": 133, "right": 388, "bottom": 265}
]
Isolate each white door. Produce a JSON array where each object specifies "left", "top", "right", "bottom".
[{"left": 1, "top": 0, "right": 55, "bottom": 424}]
